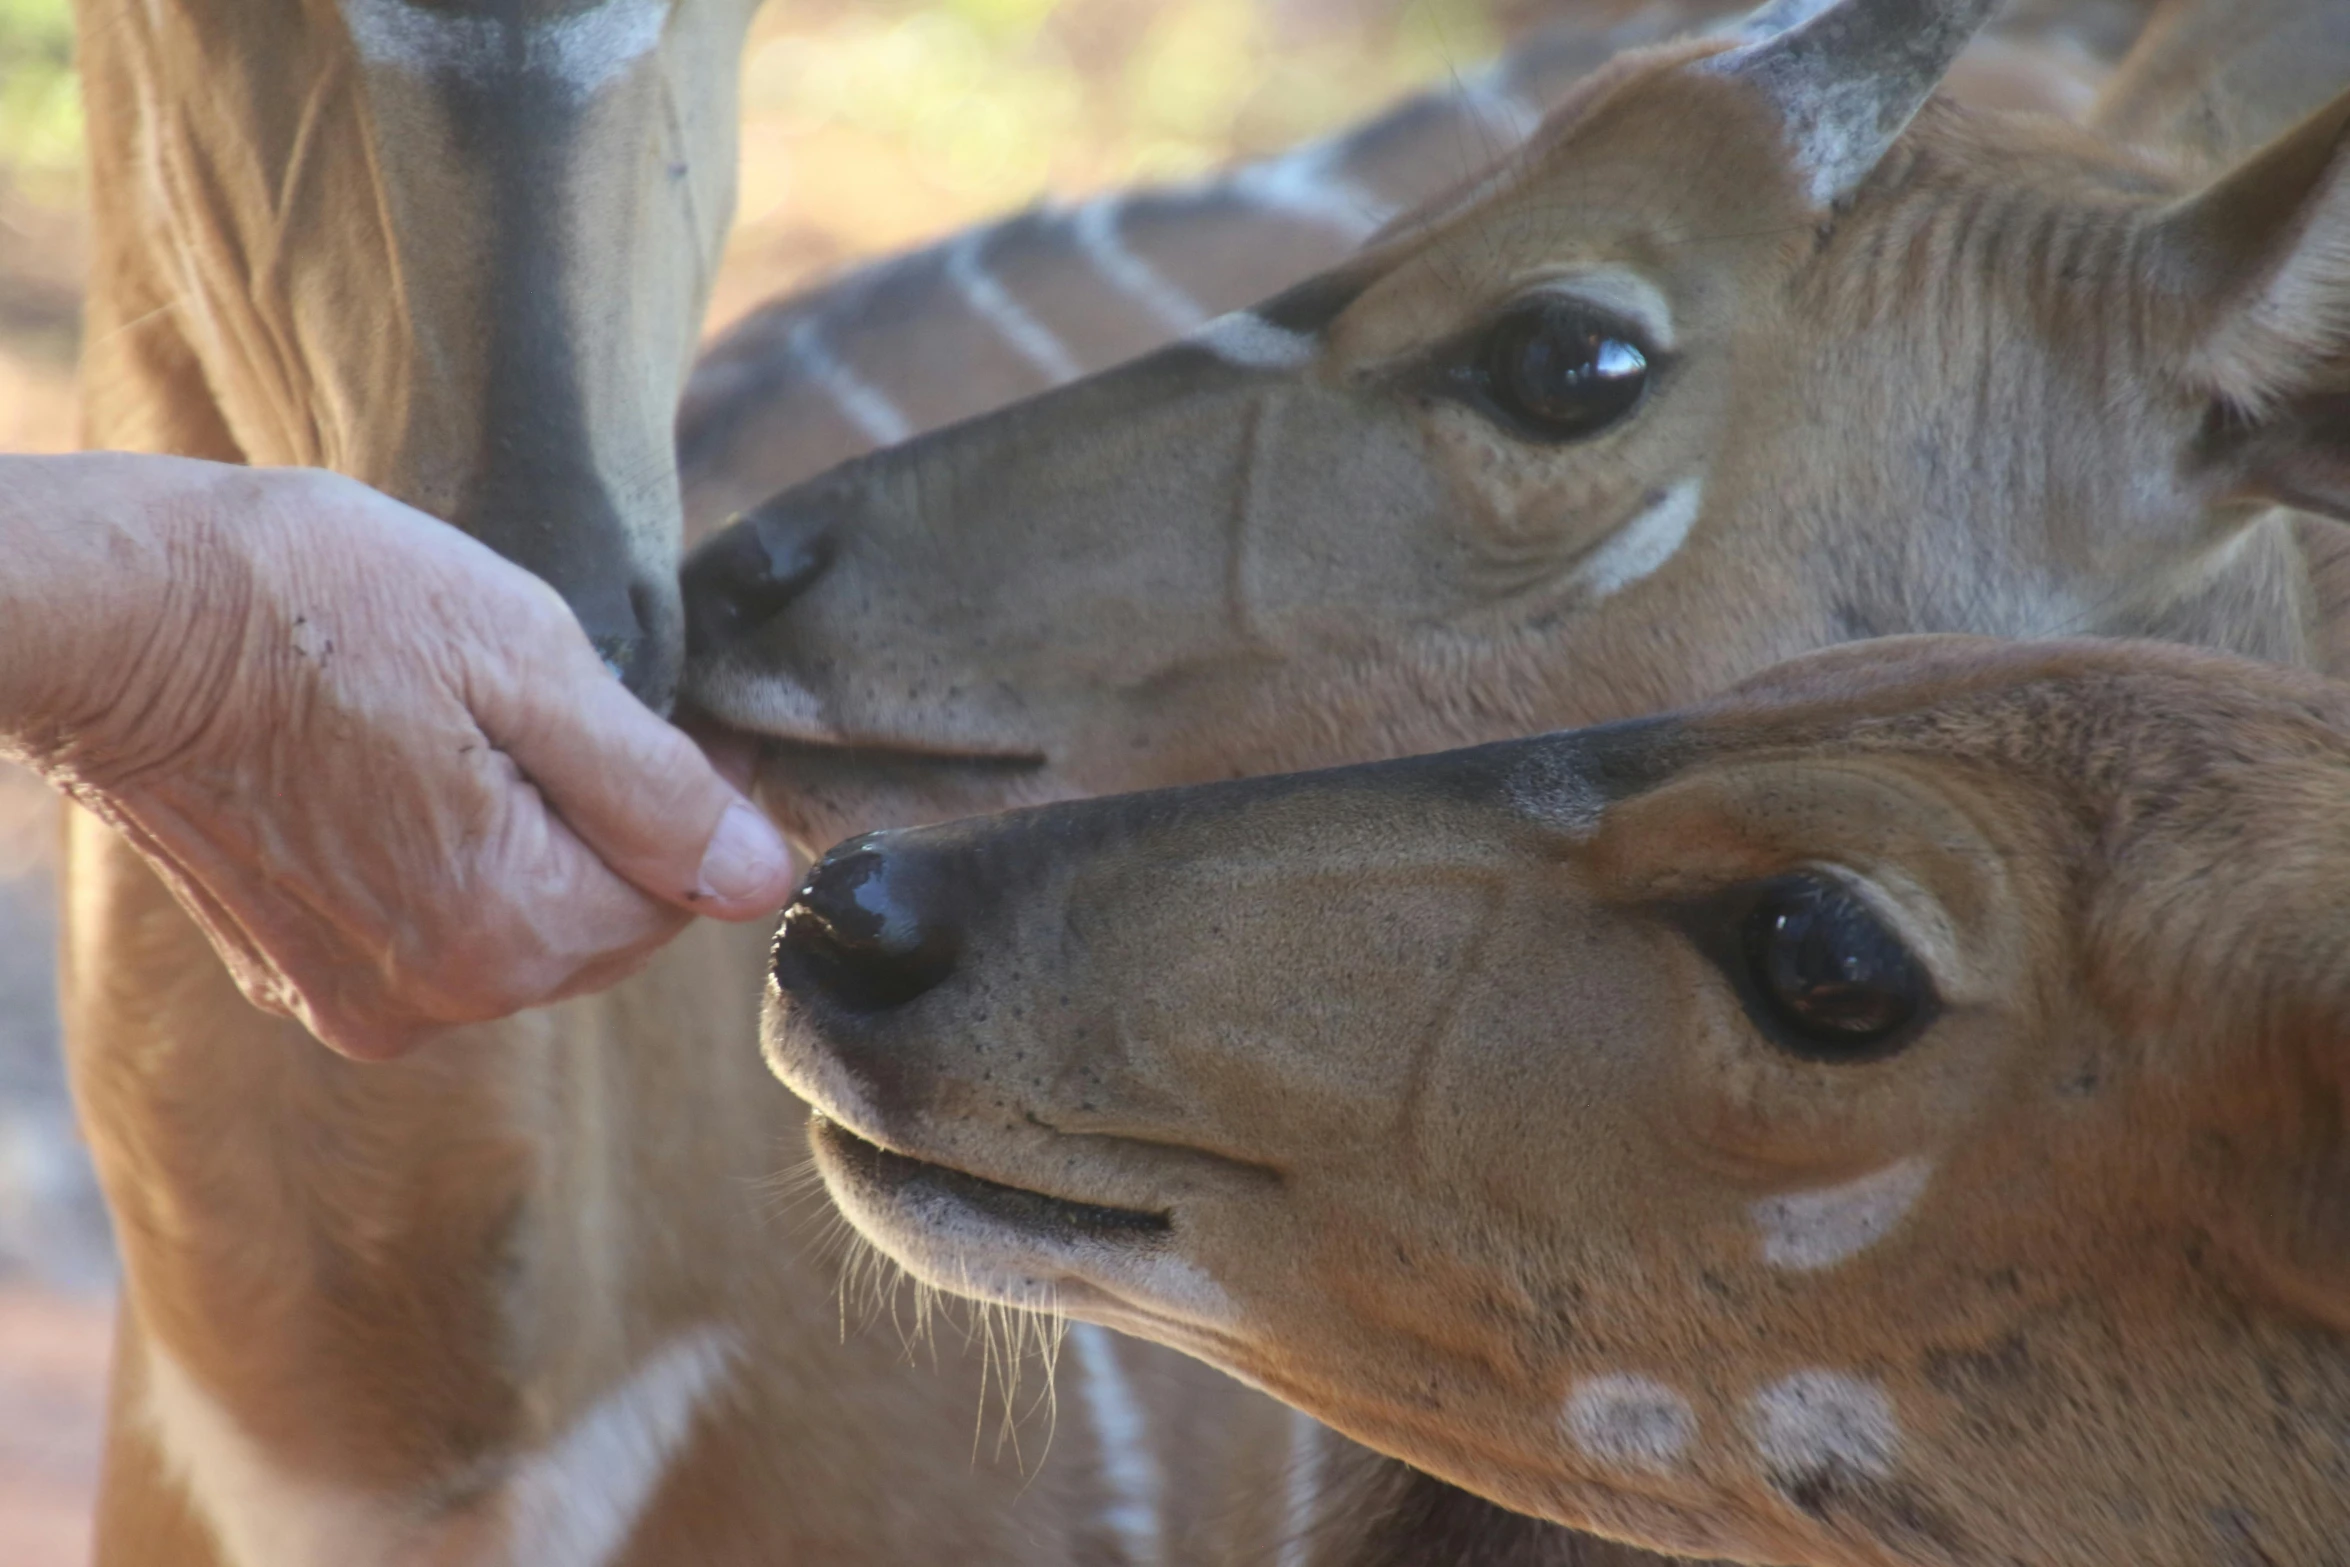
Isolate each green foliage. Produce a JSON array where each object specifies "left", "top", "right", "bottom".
[{"left": 0, "top": 0, "right": 80, "bottom": 184}]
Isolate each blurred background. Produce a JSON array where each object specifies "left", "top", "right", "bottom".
[{"left": 0, "top": 0, "right": 1543, "bottom": 1557}]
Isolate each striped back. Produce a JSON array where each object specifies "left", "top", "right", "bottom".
[
  {"left": 676, "top": 6, "right": 1728, "bottom": 533},
  {"left": 675, "top": 0, "right": 2124, "bottom": 536}
]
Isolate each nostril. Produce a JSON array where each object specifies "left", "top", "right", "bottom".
[
  {"left": 772, "top": 837, "right": 958, "bottom": 1012},
  {"left": 682, "top": 495, "right": 838, "bottom": 658}
]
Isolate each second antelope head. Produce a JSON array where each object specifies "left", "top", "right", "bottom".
[
  {"left": 685, "top": 0, "right": 2350, "bottom": 832},
  {"left": 766, "top": 635, "right": 2350, "bottom": 1567}
]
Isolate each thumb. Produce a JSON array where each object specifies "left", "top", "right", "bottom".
[{"left": 482, "top": 642, "right": 797, "bottom": 920}]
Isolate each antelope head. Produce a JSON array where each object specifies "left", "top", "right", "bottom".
[
  {"left": 79, "top": 0, "right": 758, "bottom": 700},
  {"left": 765, "top": 636, "right": 2350, "bottom": 1567},
  {"left": 684, "top": 0, "right": 2350, "bottom": 833}
]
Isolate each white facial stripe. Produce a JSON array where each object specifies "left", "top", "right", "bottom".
[
  {"left": 144, "top": 1325, "right": 738, "bottom": 1566},
  {"left": 340, "top": 0, "right": 668, "bottom": 104},
  {"left": 1506, "top": 750, "right": 1608, "bottom": 838},
  {"left": 1563, "top": 1374, "right": 1696, "bottom": 1472},
  {"left": 1070, "top": 1324, "right": 1167, "bottom": 1567},
  {"left": 1573, "top": 477, "right": 1704, "bottom": 601},
  {"left": 1747, "top": 1371, "right": 1899, "bottom": 1483},
  {"left": 1530, "top": 271, "right": 1677, "bottom": 353},
  {"left": 947, "top": 230, "right": 1084, "bottom": 385},
  {"left": 1073, "top": 198, "right": 1207, "bottom": 335},
  {"left": 1753, "top": 1157, "right": 1933, "bottom": 1272},
  {"left": 342, "top": 0, "right": 499, "bottom": 80},
  {"left": 1277, "top": 1408, "right": 1327, "bottom": 1567},
  {"left": 1189, "top": 312, "right": 1320, "bottom": 372},
  {"left": 784, "top": 315, "right": 914, "bottom": 447},
  {"left": 506, "top": 1325, "right": 741, "bottom": 1564},
  {"left": 532, "top": 0, "right": 669, "bottom": 98}
]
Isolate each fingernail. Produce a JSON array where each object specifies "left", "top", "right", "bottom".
[{"left": 697, "top": 799, "right": 792, "bottom": 905}]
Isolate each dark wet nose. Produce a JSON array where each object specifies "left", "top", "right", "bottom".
[
  {"left": 577, "top": 574, "right": 682, "bottom": 706},
  {"left": 771, "top": 833, "right": 961, "bottom": 1013},
  {"left": 681, "top": 490, "right": 839, "bottom": 659}
]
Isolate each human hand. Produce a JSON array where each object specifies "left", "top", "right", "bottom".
[{"left": 0, "top": 454, "right": 795, "bottom": 1059}]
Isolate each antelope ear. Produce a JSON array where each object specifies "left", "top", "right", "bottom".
[
  {"left": 2159, "top": 91, "right": 2350, "bottom": 521},
  {"left": 1704, "top": 0, "right": 2001, "bottom": 208}
]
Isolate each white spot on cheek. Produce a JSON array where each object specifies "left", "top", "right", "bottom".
[
  {"left": 1563, "top": 1374, "right": 1696, "bottom": 1472},
  {"left": 340, "top": 0, "right": 668, "bottom": 103},
  {"left": 1189, "top": 312, "right": 1319, "bottom": 372},
  {"left": 1747, "top": 1371, "right": 1899, "bottom": 1481},
  {"left": 1752, "top": 1157, "right": 1932, "bottom": 1272},
  {"left": 1572, "top": 477, "right": 1703, "bottom": 601}
]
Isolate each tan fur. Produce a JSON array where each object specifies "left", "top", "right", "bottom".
[{"left": 767, "top": 635, "right": 2350, "bottom": 1567}]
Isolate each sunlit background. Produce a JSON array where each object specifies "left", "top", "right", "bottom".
[{"left": 0, "top": 1, "right": 1538, "bottom": 1558}]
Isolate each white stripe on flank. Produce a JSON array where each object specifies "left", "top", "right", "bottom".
[
  {"left": 946, "top": 229, "right": 1084, "bottom": 385},
  {"left": 1573, "top": 477, "right": 1704, "bottom": 601},
  {"left": 143, "top": 1325, "right": 740, "bottom": 1567},
  {"left": 1071, "top": 1324, "right": 1165, "bottom": 1566},
  {"left": 1073, "top": 198, "right": 1208, "bottom": 335},
  {"left": 1277, "top": 1408, "right": 1327, "bottom": 1567},
  {"left": 506, "top": 1325, "right": 742, "bottom": 1564},
  {"left": 785, "top": 315, "right": 914, "bottom": 447},
  {"left": 1189, "top": 311, "right": 1319, "bottom": 372},
  {"left": 341, "top": 0, "right": 667, "bottom": 102},
  {"left": 1230, "top": 140, "right": 1393, "bottom": 239}
]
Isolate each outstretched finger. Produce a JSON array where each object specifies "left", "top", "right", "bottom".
[{"left": 480, "top": 648, "right": 796, "bottom": 920}]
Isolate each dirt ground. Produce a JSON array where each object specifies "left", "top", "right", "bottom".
[{"left": 0, "top": 2, "right": 1533, "bottom": 1556}]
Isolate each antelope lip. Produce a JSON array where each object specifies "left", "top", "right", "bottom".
[
  {"left": 810, "top": 1116, "right": 1170, "bottom": 1246},
  {"left": 755, "top": 733, "right": 1048, "bottom": 772}
]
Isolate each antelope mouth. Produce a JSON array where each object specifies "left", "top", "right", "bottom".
[
  {"left": 811, "top": 1116, "right": 1172, "bottom": 1246},
  {"left": 754, "top": 734, "right": 1049, "bottom": 775}
]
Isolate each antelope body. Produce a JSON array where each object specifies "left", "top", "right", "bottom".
[{"left": 767, "top": 633, "right": 2350, "bottom": 1567}]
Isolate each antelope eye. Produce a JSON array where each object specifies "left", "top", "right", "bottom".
[
  {"left": 1736, "top": 874, "right": 1930, "bottom": 1058},
  {"left": 1470, "top": 299, "right": 1650, "bottom": 440}
]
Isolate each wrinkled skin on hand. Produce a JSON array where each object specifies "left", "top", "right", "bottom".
[{"left": 0, "top": 454, "right": 794, "bottom": 1059}]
